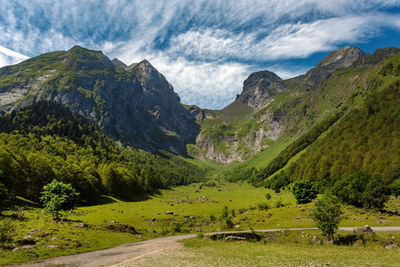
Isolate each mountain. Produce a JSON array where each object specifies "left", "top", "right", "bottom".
[
  {"left": 0, "top": 46, "right": 199, "bottom": 155},
  {"left": 193, "top": 46, "right": 400, "bottom": 163}
]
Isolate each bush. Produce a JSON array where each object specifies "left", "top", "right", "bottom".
[
  {"left": 389, "top": 179, "right": 400, "bottom": 197},
  {"left": 265, "top": 192, "right": 271, "bottom": 200},
  {"left": 40, "top": 179, "right": 79, "bottom": 220},
  {"left": 312, "top": 194, "right": 342, "bottom": 240},
  {"left": 221, "top": 206, "right": 229, "bottom": 219},
  {"left": 0, "top": 217, "right": 13, "bottom": 244},
  {"left": 274, "top": 198, "right": 284, "bottom": 208},
  {"left": 0, "top": 183, "right": 9, "bottom": 213},
  {"left": 257, "top": 202, "right": 269, "bottom": 210},
  {"left": 292, "top": 181, "right": 317, "bottom": 204}
]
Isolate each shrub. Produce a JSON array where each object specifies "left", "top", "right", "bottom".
[
  {"left": 274, "top": 198, "right": 284, "bottom": 208},
  {"left": 265, "top": 192, "right": 271, "bottom": 200},
  {"left": 257, "top": 202, "right": 269, "bottom": 210},
  {"left": 0, "top": 217, "right": 13, "bottom": 244},
  {"left": 0, "top": 183, "right": 9, "bottom": 213},
  {"left": 223, "top": 217, "right": 234, "bottom": 229},
  {"left": 292, "top": 181, "right": 317, "bottom": 204},
  {"left": 389, "top": 179, "right": 400, "bottom": 198},
  {"left": 40, "top": 179, "right": 79, "bottom": 220},
  {"left": 312, "top": 194, "right": 342, "bottom": 240},
  {"left": 221, "top": 206, "right": 229, "bottom": 219}
]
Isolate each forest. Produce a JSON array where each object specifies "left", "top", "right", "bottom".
[{"left": 0, "top": 101, "right": 205, "bottom": 204}]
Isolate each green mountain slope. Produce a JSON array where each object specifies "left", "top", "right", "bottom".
[{"left": 0, "top": 101, "right": 205, "bottom": 203}]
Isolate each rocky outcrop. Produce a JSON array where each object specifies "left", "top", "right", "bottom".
[{"left": 234, "top": 70, "right": 285, "bottom": 109}]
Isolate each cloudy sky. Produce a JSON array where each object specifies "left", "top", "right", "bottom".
[{"left": 1, "top": 1, "right": 400, "bottom": 109}]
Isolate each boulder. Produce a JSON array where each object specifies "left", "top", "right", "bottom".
[
  {"left": 224, "top": 236, "right": 247, "bottom": 241},
  {"left": 354, "top": 225, "right": 373, "bottom": 233},
  {"left": 19, "top": 235, "right": 36, "bottom": 245},
  {"left": 166, "top": 211, "right": 174, "bottom": 215},
  {"left": 196, "top": 226, "right": 202, "bottom": 232},
  {"left": 46, "top": 244, "right": 60, "bottom": 249},
  {"left": 27, "top": 229, "right": 40, "bottom": 235},
  {"left": 75, "top": 223, "right": 89, "bottom": 228}
]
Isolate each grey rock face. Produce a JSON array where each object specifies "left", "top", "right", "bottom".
[{"left": 236, "top": 70, "right": 285, "bottom": 108}]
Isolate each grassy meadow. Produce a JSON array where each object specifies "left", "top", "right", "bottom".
[{"left": 1, "top": 181, "right": 400, "bottom": 265}]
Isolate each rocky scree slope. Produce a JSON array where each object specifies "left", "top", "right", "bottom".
[{"left": 0, "top": 46, "right": 199, "bottom": 155}]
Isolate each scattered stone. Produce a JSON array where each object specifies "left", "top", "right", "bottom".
[
  {"left": 22, "top": 245, "right": 37, "bottom": 249},
  {"left": 65, "top": 238, "right": 71, "bottom": 241},
  {"left": 39, "top": 232, "right": 50, "bottom": 237},
  {"left": 293, "top": 217, "right": 301, "bottom": 220},
  {"left": 296, "top": 205, "right": 301, "bottom": 208},
  {"left": 173, "top": 214, "right": 179, "bottom": 216},
  {"left": 12, "top": 248, "right": 20, "bottom": 252},
  {"left": 195, "top": 190, "right": 200, "bottom": 193},
  {"left": 170, "top": 204, "right": 174, "bottom": 206},
  {"left": 166, "top": 211, "right": 174, "bottom": 215},
  {"left": 28, "top": 229, "right": 40, "bottom": 235},
  {"left": 46, "top": 244, "right": 60, "bottom": 249},
  {"left": 75, "top": 223, "right": 88, "bottom": 228},
  {"left": 110, "top": 220, "right": 119, "bottom": 223},
  {"left": 299, "top": 208, "right": 305, "bottom": 212},
  {"left": 364, "top": 217, "right": 369, "bottom": 220},
  {"left": 73, "top": 240, "right": 82, "bottom": 247},
  {"left": 51, "top": 237, "right": 58, "bottom": 241},
  {"left": 229, "top": 200, "right": 232, "bottom": 202},
  {"left": 225, "top": 236, "right": 246, "bottom": 241},
  {"left": 19, "top": 235, "right": 36, "bottom": 245},
  {"left": 235, "top": 225, "right": 240, "bottom": 229},
  {"left": 354, "top": 225, "right": 373, "bottom": 233},
  {"left": 312, "top": 235, "right": 318, "bottom": 242},
  {"left": 196, "top": 226, "right": 202, "bottom": 232},
  {"left": 198, "top": 196, "right": 208, "bottom": 202},
  {"left": 385, "top": 244, "right": 398, "bottom": 249}
]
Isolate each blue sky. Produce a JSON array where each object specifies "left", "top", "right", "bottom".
[{"left": 1, "top": 0, "right": 400, "bottom": 109}]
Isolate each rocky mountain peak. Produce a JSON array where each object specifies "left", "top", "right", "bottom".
[
  {"left": 111, "top": 58, "right": 127, "bottom": 68},
  {"left": 317, "top": 46, "right": 365, "bottom": 69},
  {"left": 235, "top": 70, "right": 285, "bottom": 108}
]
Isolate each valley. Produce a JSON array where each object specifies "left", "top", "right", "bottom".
[{"left": 1, "top": 44, "right": 400, "bottom": 266}]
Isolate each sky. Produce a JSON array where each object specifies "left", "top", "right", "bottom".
[{"left": 1, "top": 1, "right": 400, "bottom": 109}]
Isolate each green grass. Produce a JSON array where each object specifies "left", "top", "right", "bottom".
[
  {"left": 2, "top": 182, "right": 400, "bottom": 265},
  {"left": 131, "top": 231, "right": 400, "bottom": 266}
]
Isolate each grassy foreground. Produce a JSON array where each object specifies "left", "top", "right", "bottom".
[
  {"left": 1, "top": 182, "right": 400, "bottom": 265},
  {"left": 133, "top": 231, "right": 400, "bottom": 266}
]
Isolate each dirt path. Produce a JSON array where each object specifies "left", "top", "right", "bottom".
[{"left": 17, "top": 227, "right": 400, "bottom": 267}]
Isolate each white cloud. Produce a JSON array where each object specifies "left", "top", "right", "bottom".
[
  {"left": 0, "top": 45, "right": 29, "bottom": 67},
  {"left": 1, "top": 1, "right": 400, "bottom": 109}
]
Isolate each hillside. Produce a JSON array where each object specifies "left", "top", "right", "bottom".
[
  {"left": 0, "top": 101, "right": 205, "bottom": 203},
  {"left": 193, "top": 46, "right": 400, "bottom": 163},
  {"left": 0, "top": 46, "right": 199, "bottom": 155}
]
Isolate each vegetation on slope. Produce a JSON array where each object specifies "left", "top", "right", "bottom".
[{"left": 0, "top": 101, "right": 205, "bottom": 203}]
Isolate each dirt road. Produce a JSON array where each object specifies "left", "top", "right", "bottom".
[{"left": 17, "top": 227, "right": 400, "bottom": 267}]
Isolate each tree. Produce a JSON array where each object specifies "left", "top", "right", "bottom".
[
  {"left": 390, "top": 179, "right": 400, "bottom": 198},
  {"left": 40, "top": 179, "right": 79, "bottom": 220},
  {"left": 0, "top": 183, "right": 9, "bottom": 214},
  {"left": 312, "top": 194, "right": 342, "bottom": 240},
  {"left": 292, "top": 181, "right": 317, "bottom": 204}
]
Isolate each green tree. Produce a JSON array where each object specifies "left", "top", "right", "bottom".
[
  {"left": 390, "top": 179, "right": 400, "bottom": 197},
  {"left": 292, "top": 181, "right": 317, "bottom": 204},
  {"left": 40, "top": 179, "right": 79, "bottom": 220},
  {"left": 312, "top": 194, "right": 342, "bottom": 240},
  {"left": 0, "top": 183, "right": 9, "bottom": 214}
]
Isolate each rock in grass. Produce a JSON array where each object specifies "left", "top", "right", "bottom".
[
  {"left": 46, "top": 244, "right": 60, "bottom": 249},
  {"left": 224, "top": 236, "right": 247, "bottom": 241},
  {"left": 75, "top": 223, "right": 89, "bottom": 228},
  {"left": 354, "top": 225, "right": 373, "bottom": 233},
  {"left": 19, "top": 235, "right": 36, "bottom": 245},
  {"left": 27, "top": 229, "right": 40, "bottom": 234},
  {"left": 166, "top": 211, "right": 174, "bottom": 215}
]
